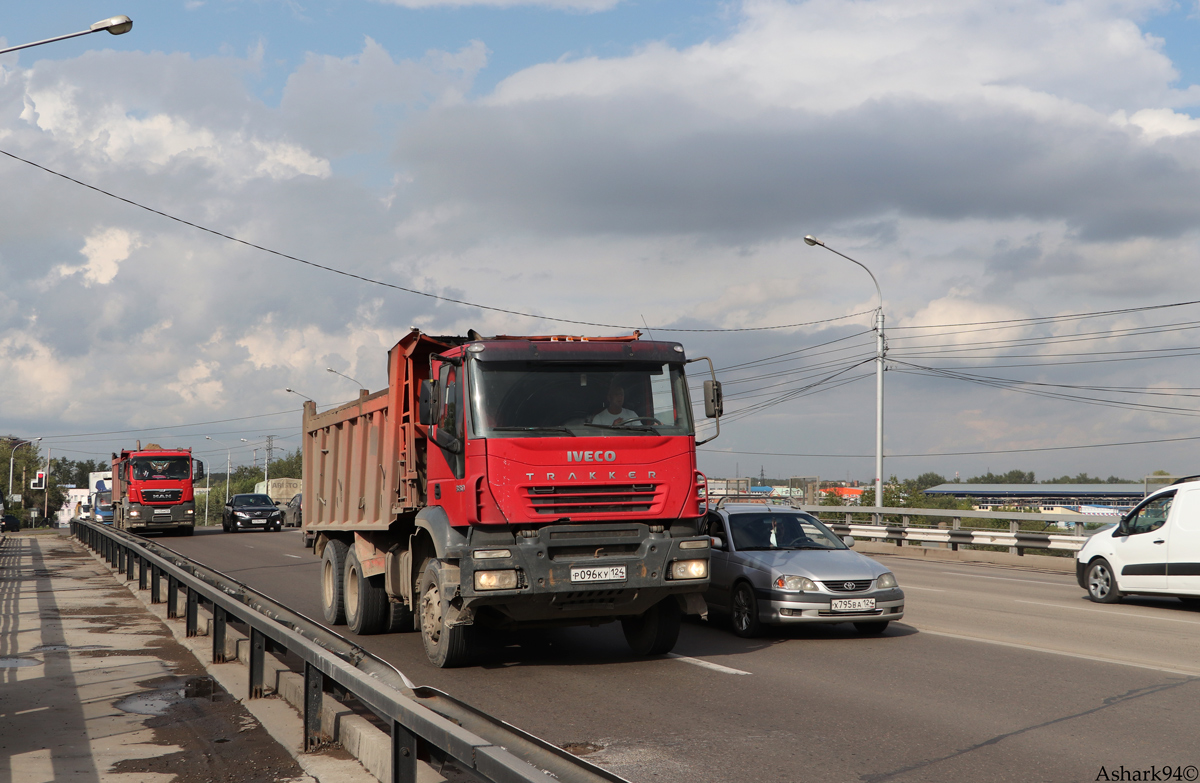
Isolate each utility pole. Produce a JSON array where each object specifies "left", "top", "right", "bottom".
[{"left": 264, "top": 435, "right": 275, "bottom": 482}]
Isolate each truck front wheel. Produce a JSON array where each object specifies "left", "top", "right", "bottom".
[
  {"left": 622, "top": 599, "right": 682, "bottom": 656},
  {"left": 344, "top": 549, "right": 389, "bottom": 635},
  {"left": 321, "top": 539, "right": 349, "bottom": 625},
  {"left": 419, "top": 561, "right": 473, "bottom": 668}
]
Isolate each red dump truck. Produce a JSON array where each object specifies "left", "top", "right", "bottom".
[
  {"left": 303, "top": 329, "right": 723, "bottom": 667},
  {"left": 111, "top": 442, "right": 205, "bottom": 536}
]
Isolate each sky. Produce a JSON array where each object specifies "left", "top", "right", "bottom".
[{"left": 4, "top": 0, "right": 1200, "bottom": 485}]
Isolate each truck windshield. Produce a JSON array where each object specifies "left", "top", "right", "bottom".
[
  {"left": 96, "top": 492, "right": 112, "bottom": 510},
  {"left": 471, "top": 361, "right": 694, "bottom": 438},
  {"left": 131, "top": 457, "right": 191, "bottom": 481}
]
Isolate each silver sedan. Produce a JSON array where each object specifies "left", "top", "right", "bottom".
[{"left": 704, "top": 504, "right": 904, "bottom": 636}]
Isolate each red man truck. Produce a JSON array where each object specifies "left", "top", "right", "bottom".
[
  {"left": 303, "top": 329, "right": 723, "bottom": 667},
  {"left": 111, "top": 442, "right": 205, "bottom": 536}
]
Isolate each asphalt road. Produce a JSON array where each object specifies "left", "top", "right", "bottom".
[{"left": 161, "top": 527, "right": 1200, "bottom": 783}]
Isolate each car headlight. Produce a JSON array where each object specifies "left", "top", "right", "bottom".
[
  {"left": 775, "top": 575, "right": 817, "bottom": 591},
  {"left": 876, "top": 572, "right": 898, "bottom": 589},
  {"left": 235, "top": 511, "right": 249, "bottom": 518},
  {"left": 474, "top": 570, "right": 518, "bottom": 590},
  {"left": 669, "top": 559, "right": 708, "bottom": 580}
]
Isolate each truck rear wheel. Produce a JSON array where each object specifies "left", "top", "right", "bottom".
[
  {"left": 419, "top": 561, "right": 472, "bottom": 668},
  {"left": 622, "top": 598, "right": 682, "bottom": 656},
  {"left": 321, "top": 539, "right": 349, "bottom": 625},
  {"left": 344, "top": 549, "right": 389, "bottom": 635}
]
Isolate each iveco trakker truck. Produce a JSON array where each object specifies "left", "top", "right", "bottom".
[
  {"left": 112, "top": 443, "right": 204, "bottom": 536},
  {"left": 303, "top": 329, "right": 723, "bottom": 667}
]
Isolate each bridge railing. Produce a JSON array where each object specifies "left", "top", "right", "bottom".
[
  {"left": 792, "top": 504, "right": 1114, "bottom": 555},
  {"left": 70, "top": 519, "right": 627, "bottom": 783}
]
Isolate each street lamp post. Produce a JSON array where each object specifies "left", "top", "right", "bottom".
[
  {"left": 804, "top": 235, "right": 886, "bottom": 520},
  {"left": 7, "top": 437, "right": 42, "bottom": 514},
  {"left": 0, "top": 16, "right": 134, "bottom": 56},
  {"left": 326, "top": 367, "right": 364, "bottom": 389}
]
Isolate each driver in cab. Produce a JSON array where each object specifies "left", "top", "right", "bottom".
[{"left": 591, "top": 384, "right": 639, "bottom": 426}]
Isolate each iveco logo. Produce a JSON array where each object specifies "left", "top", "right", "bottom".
[
  {"left": 567, "top": 451, "right": 617, "bottom": 463},
  {"left": 844, "top": 582, "right": 855, "bottom": 590}
]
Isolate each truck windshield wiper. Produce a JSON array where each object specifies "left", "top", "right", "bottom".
[
  {"left": 584, "top": 423, "right": 661, "bottom": 435},
  {"left": 491, "top": 426, "right": 576, "bottom": 437}
]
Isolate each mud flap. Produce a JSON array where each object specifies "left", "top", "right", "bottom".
[{"left": 676, "top": 592, "right": 708, "bottom": 620}]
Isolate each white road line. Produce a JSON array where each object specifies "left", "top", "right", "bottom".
[
  {"left": 1014, "top": 599, "right": 1200, "bottom": 626},
  {"left": 940, "top": 571, "right": 1069, "bottom": 587},
  {"left": 667, "top": 654, "right": 752, "bottom": 676},
  {"left": 916, "top": 628, "right": 1200, "bottom": 677},
  {"left": 284, "top": 554, "right": 302, "bottom": 559},
  {"left": 902, "top": 585, "right": 946, "bottom": 592}
]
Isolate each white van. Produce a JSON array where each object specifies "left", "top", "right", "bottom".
[{"left": 1077, "top": 478, "right": 1200, "bottom": 605}]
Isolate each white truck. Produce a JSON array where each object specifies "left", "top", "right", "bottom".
[{"left": 254, "top": 478, "right": 302, "bottom": 506}]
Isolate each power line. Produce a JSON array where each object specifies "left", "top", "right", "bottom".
[{"left": 0, "top": 147, "right": 875, "bottom": 334}]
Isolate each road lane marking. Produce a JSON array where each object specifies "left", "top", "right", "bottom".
[
  {"left": 1014, "top": 599, "right": 1200, "bottom": 626},
  {"left": 284, "top": 554, "right": 302, "bottom": 559},
  {"left": 916, "top": 628, "right": 1200, "bottom": 677},
  {"left": 667, "top": 654, "right": 751, "bottom": 675},
  {"left": 902, "top": 585, "right": 946, "bottom": 592},
  {"left": 940, "top": 571, "right": 1069, "bottom": 587}
]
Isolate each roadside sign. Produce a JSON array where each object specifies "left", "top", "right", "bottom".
[
  {"left": 10, "top": 494, "right": 21, "bottom": 503},
  {"left": 30, "top": 471, "right": 45, "bottom": 490}
]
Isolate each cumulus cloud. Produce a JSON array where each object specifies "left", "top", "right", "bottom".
[
  {"left": 54, "top": 227, "right": 141, "bottom": 286},
  {"left": 374, "top": 0, "right": 618, "bottom": 9}
]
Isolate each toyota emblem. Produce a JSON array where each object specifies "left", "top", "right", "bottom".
[{"left": 843, "top": 582, "right": 855, "bottom": 590}]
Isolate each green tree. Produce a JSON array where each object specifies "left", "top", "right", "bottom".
[{"left": 966, "top": 469, "right": 1035, "bottom": 484}]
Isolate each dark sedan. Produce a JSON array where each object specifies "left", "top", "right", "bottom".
[
  {"left": 222, "top": 493, "right": 284, "bottom": 532},
  {"left": 282, "top": 492, "right": 302, "bottom": 528}
]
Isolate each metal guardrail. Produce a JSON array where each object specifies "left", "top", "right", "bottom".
[
  {"left": 71, "top": 519, "right": 628, "bottom": 783},
  {"left": 794, "top": 504, "right": 1100, "bottom": 554}
]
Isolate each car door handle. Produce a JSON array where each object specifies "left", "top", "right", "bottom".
[{"left": 1153, "top": 539, "right": 1165, "bottom": 544}]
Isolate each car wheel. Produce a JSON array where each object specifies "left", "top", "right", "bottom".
[
  {"left": 730, "top": 582, "right": 761, "bottom": 638},
  {"left": 854, "top": 621, "right": 889, "bottom": 634},
  {"left": 229, "top": 520, "right": 239, "bottom": 533},
  {"left": 1086, "top": 558, "right": 1122, "bottom": 604},
  {"left": 344, "top": 548, "right": 389, "bottom": 635},
  {"left": 419, "top": 560, "right": 473, "bottom": 668},
  {"left": 321, "top": 538, "right": 350, "bottom": 625},
  {"left": 622, "top": 598, "right": 682, "bottom": 656}
]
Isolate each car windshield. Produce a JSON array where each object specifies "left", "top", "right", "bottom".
[
  {"left": 728, "top": 512, "right": 847, "bottom": 551},
  {"left": 95, "top": 491, "right": 112, "bottom": 510},
  {"left": 131, "top": 457, "right": 191, "bottom": 481},
  {"left": 471, "top": 361, "right": 694, "bottom": 438},
  {"left": 234, "top": 495, "right": 274, "bottom": 506}
]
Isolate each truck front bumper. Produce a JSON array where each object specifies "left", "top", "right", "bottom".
[
  {"left": 450, "top": 522, "right": 709, "bottom": 626},
  {"left": 125, "top": 501, "right": 195, "bottom": 531}
]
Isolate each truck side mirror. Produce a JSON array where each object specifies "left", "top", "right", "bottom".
[
  {"left": 703, "top": 380, "right": 724, "bottom": 418},
  {"left": 193, "top": 460, "right": 205, "bottom": 482},
  {"left": 433, "top": 426, "right": 462, "bottom": 454},
  {"left": 418, "top": 380, "right": 436, "bottom": 426}
]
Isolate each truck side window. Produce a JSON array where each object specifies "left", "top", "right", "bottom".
[{"left": 437, "top": 363, "right": 465, "bottom": 479}]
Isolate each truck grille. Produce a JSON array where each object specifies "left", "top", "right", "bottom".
[
  {"left": 142, "top": 489, "right": 182, "bottom": 503},
  {"left": 551, "top": 589, "right": 635, "bottom": 610},
  {"left": 524, "top": 484, "right": 660, "bottom": 515},
  {"left": 822, "top": 580, "right": 874, "bottom": 592}
]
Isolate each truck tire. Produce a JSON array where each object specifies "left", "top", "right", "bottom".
[
  {"left": 344, "top": 548, "right": 389, "bottom": 635},
  {"left": 321, "top": 538, "right": 350, "bottom": 625},
  {"left": 622, "top": 598, "right": 682, "bottom": 656},
  {"left": 387, "top": 601, "right": 415, "bottom": 633},
  {"left": 419, "top": 561, "right": 473, "bottom": 668}
]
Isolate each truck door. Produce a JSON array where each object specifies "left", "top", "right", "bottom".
[
  {"left": 431, "top": 362, "right": 470, "bottom": 520},
  {"left": 1167, "top": 487, "right": 1200, "bottom": 594}
]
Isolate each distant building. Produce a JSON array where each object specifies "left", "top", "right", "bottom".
[{"left": 924, "top": 484, "right": 1144, "bottom": 512}]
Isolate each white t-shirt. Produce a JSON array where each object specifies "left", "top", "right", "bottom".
[{"left": 592, "top": 407, "right": 640, "bottom": 426}]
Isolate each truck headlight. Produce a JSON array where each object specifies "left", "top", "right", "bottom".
[
  {"left": 474, "top": 570, "right": 518, "bottom": 590},
  {"left": 876, "top": 572, "right": 898, "bottom": 589},
  {"left": 185, "top": 509, "right": 194, "bottom": 515},
  {"left": 129, "top": 510, "right": 140, "bottom": 518},
  {"left": 775, "top": 575, "right": 817, "bottom": 591},
  {"left": 669, "top": 559, "right": 708, "bottom": 580}
]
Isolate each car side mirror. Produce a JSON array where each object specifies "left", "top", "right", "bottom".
[
  {"left": 418, "top": 380, "right": 436, "bottom": 426},
  {"left": 710, "top": 536, "right": 725, "bottom": 550},
  {"left": 842, "top": 535, "right": 855, "bottom": 547},
  {"left": 703, "top": 380, "right": 724, "bottom": 418}
]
